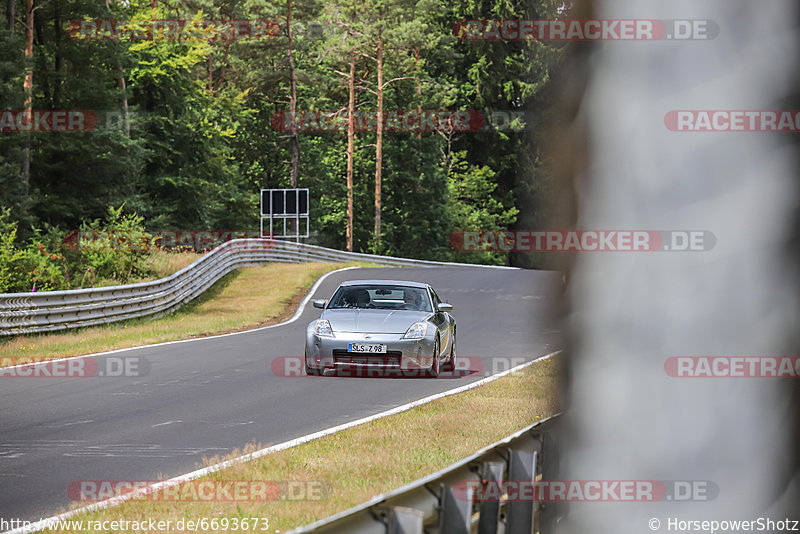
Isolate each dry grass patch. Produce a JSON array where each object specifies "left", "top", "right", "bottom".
[
  {"left": 145, "top": 251, "right": 204, "bottom": 280},
  {"left": 0, "top": 262, "right": 361, "bottom": 363},
  {"left": 44, "top": 357, "right": 561, "bottom": 533}
]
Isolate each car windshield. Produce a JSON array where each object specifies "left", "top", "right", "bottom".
[{"left": 328, "top": 285, "right": 432, "bottom": 312}]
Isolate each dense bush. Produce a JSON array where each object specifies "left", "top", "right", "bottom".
[
  {"left": 0, "top": 206, "right": 157, "bottom": 293},
  {"left": 0, "top": 210, "right": 26, "bottom": 293},
  {"left": 76, "top": 205, "right": 158, "bottom": 284}
]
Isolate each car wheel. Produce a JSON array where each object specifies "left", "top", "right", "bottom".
[
  {"left": 441, "top": 330, "right": 456, "bottom": 373},
  {"left": 426, "top": 337, "right": 440, "bottom": 378}
]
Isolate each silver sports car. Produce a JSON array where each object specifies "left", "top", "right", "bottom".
[{"left": 305, "top": 280, "right": 456, "bottom": 377}]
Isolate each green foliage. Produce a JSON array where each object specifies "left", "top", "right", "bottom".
[
  {"left": 446, "top": 150, "right": 519, "bottom": 265},
  {"left": 447, "top": 151, "right": 518, "bottom": 230},
  {"left": 0, "top": 210, "right": 69, "bottom": 292},
  {"left": 0, "top": 209, "right": 26, "bottom": 293},
  {"left": 20, "top": 237, "right": 67, "bottom": 292},
  {"left": 0, "top": 0, "right": 562, "bottom": 276},
  {"left": 77, "top": 205, "right": 157, "bottom": 284},
  {"left": 0, "top": 205, "right": 156, "bottom": 292}
]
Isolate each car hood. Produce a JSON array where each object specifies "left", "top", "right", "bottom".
[{"left": 321, "top": 309, "right": 431, "bottom": 334}]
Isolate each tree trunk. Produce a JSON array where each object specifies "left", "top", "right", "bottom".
[
  {"left": 285, "top": 0, "right": 300, "bottom": 240},
  {"left": 118, "top": 66, "right": 130, "bottom": 137},
  {"left": 212, "top": 39, "right": 231, "bottom": 94},
  {"left": 106, "top": 0, "right": 130, "bottom": 138},
  {"left": 6, "top": 0, "right": 14, "bottom": 30},
  {"left": 21, "top": 0, "right": 34, "bottom": 191},
  {"left": 346, "top": 52, "right": 356, "bottom": 252},
  {"left": 414, "top": 48, "right": 421, "bottom": 140},
  {"left": 373, "top": 29, "right": 383, "bottom": 252},
  {"left": 287, "top": 0, "right": 299, "bottom": 189},
  {"left": 52, "top": 3, "right": 61, "bottom": 107},
  {"left": 23, "top": 0, "right": 34, "bottom": 102}
]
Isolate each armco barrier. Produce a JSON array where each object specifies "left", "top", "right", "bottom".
[
  {"left": 289, "top": 414, "right": 562, "bottom": 534},
  {"left": 0, "top": 239, "right": 513, "bottom": 336}
]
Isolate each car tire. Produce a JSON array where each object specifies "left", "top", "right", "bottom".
[
  {"left": 441, "top": 330, "right": 456, "bottom": 373},
  {"left": 426, "top": 337, "right": 440, "bottom": 378}
]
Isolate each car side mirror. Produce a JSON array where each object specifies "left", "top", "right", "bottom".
[
  {"left": 313, "top": 299, "right": 327, "bottom": 309},
  {"left": 437, "top": 303, "right": 453, "bottom": 312}
]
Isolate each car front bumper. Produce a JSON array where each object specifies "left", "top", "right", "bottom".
[{"left": 305, "top": 330, "right": 437, "bottom": 371}]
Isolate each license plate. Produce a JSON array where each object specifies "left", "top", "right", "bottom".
[{"left": 348, "top": 343, "right": 387, "bottom": 353}]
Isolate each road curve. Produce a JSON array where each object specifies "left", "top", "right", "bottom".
[{"left": 0, "top": 266, "right": 562, "bottom": 523}]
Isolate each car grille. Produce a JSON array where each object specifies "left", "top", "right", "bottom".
[{"left": 332, "top": 350, "right": 403, "bottom": 366}]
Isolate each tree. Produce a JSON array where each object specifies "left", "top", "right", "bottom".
[
  {"left": 0, "top": 0, "right": 562, "bottom": 269},
  {"left": 343, "top": 0, "right": 440, "bottom": 252},
  {"left": 321, "top": 0, "right": 368, "bottom": 251}
]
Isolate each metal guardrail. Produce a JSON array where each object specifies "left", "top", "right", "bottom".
[
  {"left": 290, "top": 414, "right": 562, "bottom": 534},
  {"left": 0, "top": 239, "right": 513, "bottom": 336}
]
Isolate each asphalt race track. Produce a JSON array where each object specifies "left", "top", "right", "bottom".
[{"left": 0, "top": 266, "right": 563, "bottom": 523}]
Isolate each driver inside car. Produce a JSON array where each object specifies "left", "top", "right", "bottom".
[
  {"left": 402, "top": 290, "right": 422, "bottom": 310},
  {"left": 354, "top": 288, "right": 372, "bottom": 308}
]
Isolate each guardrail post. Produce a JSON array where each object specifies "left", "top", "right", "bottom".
[
  {"left": 477, "top": 461, "right": 505, "bottom": 534},
  {"left": 505, "top": 449, "right": 537, "bottom": 534},
  {"left": 439, "top": 483, "right": 472, "bottom": 534},
  {"left": 533, "top": 424, "right": 562, "bottom": 534},
  {"left": 388, "top": 506, "right": 424, "bottom": 534}
]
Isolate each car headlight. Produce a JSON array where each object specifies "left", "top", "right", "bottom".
[
  {"left": 314, "top": 319, "right": 334, "bottom": 337},
  {"left": 403, "top": 322, "right": 427, "bottom": 339}
]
